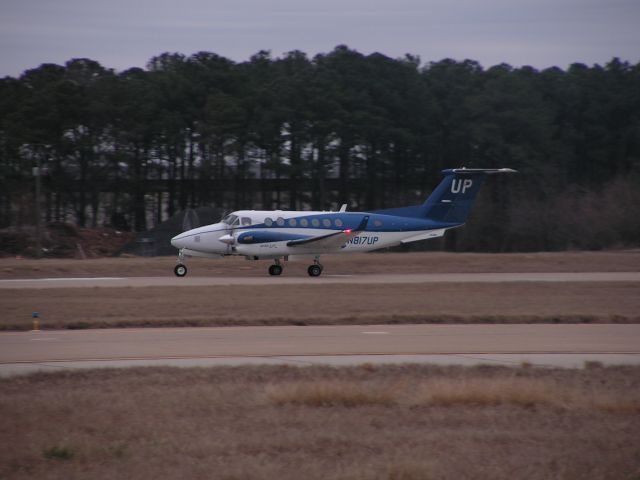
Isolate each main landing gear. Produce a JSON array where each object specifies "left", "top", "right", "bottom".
[
  {"left": 307, "top": 257, "right": 323, "bottom": 277},
  {"left": 268, "top": 264, "right": 283, "bottom": 276},
  {"left": 266, "top": 258, "right": 324, "bottom": 277},
  {"left": 174, "top": 249, "right": 187, "bottom": 277},
  {"left": 268, "top": 259, "right": 283, "bottom": 276}
]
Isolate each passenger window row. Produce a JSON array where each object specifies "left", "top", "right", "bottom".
[{"left": 262, "top": 217, "right": 382, "bottom": 228}]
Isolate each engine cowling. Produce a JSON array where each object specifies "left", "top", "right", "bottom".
[
  {"left": 233, "top": 242, "right": 290, "bottom": 256},
  {"left": 219, "top": 234, "right": 235, "bottom": 245}
]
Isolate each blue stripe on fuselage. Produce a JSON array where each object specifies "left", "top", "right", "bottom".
[
  {"left": 237, "top": 231, "right": 312, "bottom": 244},
  {"left": 243, "top": 212, "right": 456, "bottom": 236}
]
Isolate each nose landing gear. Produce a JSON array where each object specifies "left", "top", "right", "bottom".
[
  {"left": 174, "top": 264, "right": 187, "bottom": 277},
  {"left": 174, "top": 249, "right": 187, "bottom": 277}
]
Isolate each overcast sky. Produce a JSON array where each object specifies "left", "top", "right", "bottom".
[{"left": 1, "top": 0, "right": 638, "bottom": 77}]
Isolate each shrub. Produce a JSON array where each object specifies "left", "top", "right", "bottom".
[
  {"left": 43, "top": 445, "right": 75, "bottom": 460},
  {"left": 268, "top": 381, "right": 396, "bottom": 407}
]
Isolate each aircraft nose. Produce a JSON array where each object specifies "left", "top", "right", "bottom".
[{"left": 171, "top": 233, "right": 186, "bottom": 249}]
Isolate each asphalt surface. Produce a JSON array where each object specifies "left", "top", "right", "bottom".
[
  {"left": 1, "top": 271, "right": 639, "bottom": 288},
  {"left": 2, "top": 324, "right": 639, "bottom": 376}
]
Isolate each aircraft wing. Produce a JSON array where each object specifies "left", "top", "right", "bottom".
[{"left": 286, "top": 216, "right": 369, "bottom": 250}]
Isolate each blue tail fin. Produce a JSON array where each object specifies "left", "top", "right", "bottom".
[
  {"left": 370, "top": 168, "right": 515, "bottom": 223},
  {"left": 423, "top": 168, "right": 516, "bottom": 224}
]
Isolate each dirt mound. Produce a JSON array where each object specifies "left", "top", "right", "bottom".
[
  {"left": 0, "top": 207, "right": 222, "bottom": 258},
  {"left": 119, "top": 207, "right": 223, "bottom": 256},
  {"left": 0, "top": 223, "right": 135, "bottom": 258},
  {"left": 76, "top": 227, "right": 136, "bottom": 258}
]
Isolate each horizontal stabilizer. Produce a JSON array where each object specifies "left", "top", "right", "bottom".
[
  {"left": 400, "top": 229, "right": 446, "bottom": 244},
  {"left": 442, "top": 168, "right": 517, "bottom": 175}
]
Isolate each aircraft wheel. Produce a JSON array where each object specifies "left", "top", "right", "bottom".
[
  {"left": 268, "top": 264, "right": 283, "bottom": 276},
  {"left": 174, "top": 264, "right": 187, "bottom": 277},
  {"left": 307, "top": 264, "right": 322, "bottom": 277}
]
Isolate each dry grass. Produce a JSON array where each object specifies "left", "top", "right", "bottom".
[
  {"left": 268, "top": 377, "right": 640, "bottom": 413},
  {"left": 2, "top": 250, "right": 640, "bottom": 279},
  {"left": 418, "top": 378, "right": 568, "bottom": 408},
  {"left": 1, "top": 281, "right": 638, "bottom": 330},
  {"left": 1, "top": 364, "right": 639, "bottom": 480},
  {"left": 268, "top": 381, "right": 397, "bottom": 407},
  {"left": 2, "top": 251, "right": 638, "bottom": 330}
]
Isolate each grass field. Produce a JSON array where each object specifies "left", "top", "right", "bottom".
[
  {"left": 2, "top": 250, "right": 640, "bottom": 278},
  {"left": 1, "top": 364, "right": 639, "bottom": 480},
  {"left": 3, "top": 252, "right": 639, "bottom": 479},
  {"left": 2, "top": 282, "right": 639, "bottom": 330},
  {"left": 2, "top": 251, "right": 639, "bottom": 330}
]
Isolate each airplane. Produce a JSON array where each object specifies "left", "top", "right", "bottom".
[{"left": 170, "top": 168, "right": 516, "bottom": 277}]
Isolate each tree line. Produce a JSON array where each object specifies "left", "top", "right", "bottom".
[{"left": 1, "top": 46, "right": 639, "bottom": 251}]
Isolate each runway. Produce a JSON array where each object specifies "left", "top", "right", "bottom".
[
  {"left": 1, "top": 271, "right": 639, "bottom": 288},
  {"left": 2, "top": 324, "right": 639, "bottom": 375}
]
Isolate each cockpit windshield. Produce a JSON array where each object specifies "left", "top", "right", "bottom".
[{"left": 221, "top": 214, "right": 239, "bottom": 226}]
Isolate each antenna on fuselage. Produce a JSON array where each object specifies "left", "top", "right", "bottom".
[{"left": 339, "top": 204, "right": 347, "bottom": 212}]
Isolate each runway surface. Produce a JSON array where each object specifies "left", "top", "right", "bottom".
[
  {"left": 1, "top": 271, "right": 639, "bottom": 288},
  {"left": 2, "top": 324, "right": 639, "bottom": 375}
]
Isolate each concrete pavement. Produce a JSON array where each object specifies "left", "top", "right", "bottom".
[
  {"left": 2, "top": 324, "right": 639, "bottom": 376},
  {"left": 1, "top": 271, "right": 639, "bottom": 288}
]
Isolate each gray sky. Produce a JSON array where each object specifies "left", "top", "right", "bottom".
[{"left": 1, "top": 0, "right": 639, "bottom": 77}]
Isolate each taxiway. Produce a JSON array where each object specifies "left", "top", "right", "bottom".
[{"left": 2, "top": 324, "right": 639, "bottom": 375}]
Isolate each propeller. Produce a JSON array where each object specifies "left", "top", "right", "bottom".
[{"left": 217, "top": 211, "right": 238, "bottom": 255}]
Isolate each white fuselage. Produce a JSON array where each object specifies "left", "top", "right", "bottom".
[{"left": 171, "top": 209, "right": 448, "bottom": 260}]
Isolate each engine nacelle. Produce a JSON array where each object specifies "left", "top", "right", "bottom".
[
  {"left": 233, "top": 242, "right": 291, "bottom": 256},
  {"left": 219, "top": 234, "right": 235, "bottom": 245}
]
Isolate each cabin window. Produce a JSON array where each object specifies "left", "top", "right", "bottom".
[
  {"left": 335, "top": 219, "right": 343, "bottom": 227},
  {"left": 241, "top": 217, "right": 252, "bottom": 226},
  {"left": 276, "top": 217, "right": 285, "bottom": 226},
  {"left": 300, "top": 218, "right": 309, "bottom": 227},
  {"left": 311, "top": 219, "right": 320, "bottom": 227},
  {"left": 289, "top": 218, "right": 297, "bottom": 227},
  {"left": 264, "top": 217, "right": 273, "bottom": 227},
  {"left": 323, "top": 219, "right": 331, "bottom": 227}
]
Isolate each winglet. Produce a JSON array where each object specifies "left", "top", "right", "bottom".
[
  {"left": 339, "top": 204, "right": 347, "bottom": 212},
  {"left": 355, "top": 215, "right": 369, "bottom": 232}
]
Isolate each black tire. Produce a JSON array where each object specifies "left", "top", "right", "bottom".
[
  {"left": 174, "top": 264, "right": 187, "bottom": 277},
  {"left": 307, "top": 264, "right": 322, "bottom": 277},
  {"left": 268, "top": 264, "right": 283, "bottom": 276}
]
